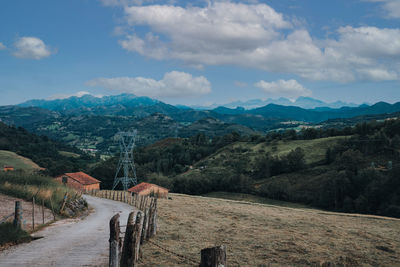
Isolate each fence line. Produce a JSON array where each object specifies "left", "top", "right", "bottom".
[
  {"left": 88, "top": 189, "right": 226, "bottom": 266},
  {"left": 85, "top": 189, "right": 156, "bottom": 213},
  {"left": 0, "top": 213, "right": 14, "bottom": 224}
]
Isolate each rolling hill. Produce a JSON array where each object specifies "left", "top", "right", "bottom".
[
  {"left": 0, "top": 121, "right": 94, "bottom": 176},
  {"left": 0, "top": 150, "right": 41, "bottom": 171}
]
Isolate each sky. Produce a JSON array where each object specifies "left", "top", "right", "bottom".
[{"left": 0, "top": 0, "right": 399, "bottom": 106}]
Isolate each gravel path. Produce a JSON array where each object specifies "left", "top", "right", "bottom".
[{"left": 0, "top": 195, "right": 134, "bottom": 267}]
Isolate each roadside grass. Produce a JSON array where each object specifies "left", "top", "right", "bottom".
[
  {"left": 0, "top": 172, "right": 79, "bottom": 213},
  {"left": 0, "top": 223, "right": 31, "bottom": 246},
  {"left": 0, "top": 150, "right": 41, "bottom": 172},
  {"left": 203, "top": 191, "right": 312, "bottom": 209}
]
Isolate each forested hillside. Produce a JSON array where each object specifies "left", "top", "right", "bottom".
[
  {"left": 0, "top": 122, "right": 93, "bottom": 175},
  {"left": 91, "top": 118, "right": 400, "bottom": 217}
]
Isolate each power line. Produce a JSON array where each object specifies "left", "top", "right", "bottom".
[{"left": 112, "top": 129, "right": 138, "bottom": 190}]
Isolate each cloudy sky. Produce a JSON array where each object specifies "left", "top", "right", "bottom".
[{"left": 0, "top": 0, "right": 399, "bottom": 106}]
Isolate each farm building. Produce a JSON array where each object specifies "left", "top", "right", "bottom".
[
  {"left": 3, "top": 166, "right": 14, "bottom": 172},
  {"left": 55, "top": 172, "right": 100, "bottom": 191},
  {"left": 128, "top": 182, "right": 169, "bottom": 198}
]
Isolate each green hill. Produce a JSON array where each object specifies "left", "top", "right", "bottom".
[
  {"left": 0, "top": 122, "right": 94, "bottom": 176},
  {"left": 198, "top": 136, "right": 347, "bottom": 168},
  {"left": 0, "top": 150, "right": 41, "bottom": 171}
]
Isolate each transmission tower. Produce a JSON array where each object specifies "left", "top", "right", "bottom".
[{"left": 112, "top": 130, "right": 138, "bottom": 190}]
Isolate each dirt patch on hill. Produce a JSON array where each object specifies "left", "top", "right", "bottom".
[{"left": 139, "top": 194, "right": 400, "bottom": 266}]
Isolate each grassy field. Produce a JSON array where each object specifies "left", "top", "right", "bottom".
[
  {"left": 203, "top": 191, "right": 313, "bottom": 209},
  {"left": 0, "top": 150, "right": 41, "bottom": 171},
  {"left": 198, "top": 136, "right": 347, "bottom": 170},
  {"left": 139, "top": 193, "right": 400, "bottom": 266},
  {"left": 58, "top": 151, "right": 81, "bottom": 158}
]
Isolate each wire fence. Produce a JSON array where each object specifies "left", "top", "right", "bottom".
[
  {"left": 146, "top": 239, "right": 199, "bottom": 265},
  {"left": 0, "top": 213, "right": 14, "bottom": 224}
]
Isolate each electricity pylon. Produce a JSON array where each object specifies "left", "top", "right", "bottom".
[{"left": 112, "top": 130, "right": 138, "bottom": 190}]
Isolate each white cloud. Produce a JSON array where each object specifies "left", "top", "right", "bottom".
[
  {"left": 255, "top": 79, "right": 312, "bottom": 100},
  {"left": 13, "top": 37, "right": 54, "bottom": 59},
  {"left": 366, "top": 0, "right": 400, "bottom": 18},
  {"left": 0, "top": 42, "right": 6, "bottom": 50},
  {"left": 112, "top": 1, "right": 400, "bottom": 82},
  {"left": 86, "top": 71, "right": 211, "bottom": 98}
]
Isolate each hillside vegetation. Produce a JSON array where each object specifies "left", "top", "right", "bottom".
[
  {"left": 0, "top": 122, "right": 94, "bottom": 176},
  {"left": 0, "top": 172, "right": 86, "bottom": 216},
  {"left": 0, "top": 150, "right": 41, "bottom": 171},
  {"left": 92, "top": 118, "right": 400, "bottom": 218}
]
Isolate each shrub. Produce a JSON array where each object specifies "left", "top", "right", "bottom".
[{"left": 0, "top": 223, "right": 31, "bottom": 245}]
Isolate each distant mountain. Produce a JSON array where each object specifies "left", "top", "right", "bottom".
[
  {"left": 19, "top": 93, "right": 159, "bottom": 110},
  {"left": 0, "top": 105, "right": 60, "bottom": 126},
  {"left": 191, "top": 97, "right": 359, "bottom": 110},
  {"left": 213, "top": 101, "right": 400, "bottom": 123},
  {"left": 19, "top": 93, "right": 187, "bottom": 119}
]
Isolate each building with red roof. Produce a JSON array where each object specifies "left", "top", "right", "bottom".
[
  {"left": 55, "top": 172, "right": 100, "bottom": 191},
  {"left": 128, "top": 182, "right": 168, "bottom": 198},
  {"left": 3, "top": 166, "right": 14, "bottom": 172}
]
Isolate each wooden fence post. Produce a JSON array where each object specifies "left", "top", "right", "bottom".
[
  {"left": 109, "top": 214, "right": 120, "bottom": 267},
  {"left": 60, "top": 192, "right": 68, "bottom": 213},
  {"left": 120, "top": 211, "right": 138, "bottom": 267},
  {"left": 149, "top": 198, "right": 157, "bottom": 237},
  {"left": 32, "top": 197, "right": 35, "bottom": 231},
  {"left": 200, "top": 245, "right": 227, "bottom": 267},
  {"left": 133, "top": 211, "right": 144, "bottom": 263},
  {"left": 141, "top": 208, "right": 149, "bottom": 244},
  {"left": 42, "top": 199, "right": 45, "bottom": 225},
  {"left": 13, "top": 201, "right": 22, "bottom": 228},
  {"left": 50, "top": 198, "right": 56, "bottom": 221}
]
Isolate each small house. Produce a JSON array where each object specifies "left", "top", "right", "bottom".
[
  {"left": 128, "top": 182, "right": 169, "bottom": 198},
  {"left": 55, "top": 172, "right": 100, "bottom": 191},
  {"left": 3, "top": 166, "right": 14, "bottom": 172}
]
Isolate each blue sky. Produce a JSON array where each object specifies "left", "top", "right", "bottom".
[{"left": 0, "top": 0, "right": 399, "bottom": 106}]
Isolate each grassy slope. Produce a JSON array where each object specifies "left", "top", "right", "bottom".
[
  {"left": 203, "top": 191, "right": 312, "bottom": 209},
  {"left": 197, "top": 136, "right": 347, "bottom": 168},
  {"left": 0, "top": 150, "right": 41, "bottom": 171},
  {"left": 58, "top": 151, "right": 81, "bottom": 158},
  {"left": 140, "top": 193, "right": 400, "bottom": 267}
]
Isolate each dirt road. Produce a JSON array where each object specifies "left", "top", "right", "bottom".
[{"left": 0, "top": 195, "right": 134, "bottom": 267}]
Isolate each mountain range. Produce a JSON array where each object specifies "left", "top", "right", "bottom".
[
  {"left": 1, "top": 93, "right": 400, "bottom": 153},
  {"left": 190, "top": 96, "right": 361, "bottom": 110},
  {"left": 10, "top": 93, "right": 400, "bottom": 126},
  {"left": 19, "top": 94, "right": 362, "bottom": 112}
]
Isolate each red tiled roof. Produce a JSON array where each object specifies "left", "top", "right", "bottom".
[
  {"left": 128, "top": 182, "right": 168, "bottom": 193},
  {"left": 63, "top": 172, "right": 100, "bottom": 185}
]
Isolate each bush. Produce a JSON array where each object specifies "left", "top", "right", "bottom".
[{"left": 0, "top": 223, "right": 31, "bottom": 245}]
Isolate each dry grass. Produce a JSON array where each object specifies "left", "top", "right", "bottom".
[{"left": 140, "top": 193, "right": 400, "bottom": 266}]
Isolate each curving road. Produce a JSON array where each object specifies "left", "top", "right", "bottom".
[{"left": 0, "top": 195, "right": 134, "bottom": 267}]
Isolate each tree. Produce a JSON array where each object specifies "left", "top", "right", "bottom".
[{"left": 286, "top": 147, "right": 306, "bottom": 172}]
